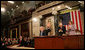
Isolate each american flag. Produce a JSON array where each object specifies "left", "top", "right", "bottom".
[{"left": 61, "top": 9, "right": 83, "bottom": 35}]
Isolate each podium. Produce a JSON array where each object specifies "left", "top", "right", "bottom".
[{"left": 34, "top": 35, "right": 84, "bottom": 49}]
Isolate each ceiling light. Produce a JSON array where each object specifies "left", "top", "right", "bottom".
[
  {"left": 65, "top": 5, "right": 72, "bottom": 9},
  {"left": 52, "top": 8, "right": 55, "bottom": 10},
  {"left": 57, "top": 6, "right": 61, "bottom": 8},
  {"left": 16, "top": 5, "right": 18, "bottom": 7},
  {"left": 1, "top": 7, "right": 6, "bottom": 12},
  {"left": 22, "top": 1, "right": 24, "bottom": 4},
  {"left": 32, "top": 18, "right": 37, "bottom": 22},
  {"left": 78, "top": 1, "right": 82, "bottom": 3},
  {"left": 8, "top": 1, "right": 14, "bottom": 4}
]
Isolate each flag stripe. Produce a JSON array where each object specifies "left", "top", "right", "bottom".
[
  {"left": 73, "top": 11, "right": 76, "bottom": 29},
  {"left": 62, "top": 10, "right": 83, "bottom": 35},
  {"left": 78, "top": 10, "right": 83, "bottom": 35},
  {"left": 71, "top": 11, "right": 74, "bottom": 24},
  {"left": 76, "top": 10, "right": 80, "bottom": 30},
  {"left": 70, "top": 11, "right": 72, "bottom": 21},
  {"left": 75, "top": 10, "right": 79, "bottom": 30}
]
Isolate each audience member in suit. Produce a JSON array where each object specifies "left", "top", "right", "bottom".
[
  {"left": 30, "top": 38, "right": 34, "bottom": 47},
  {"left": 18, "top": 36, "right": 22, "bottom": 44},
  {"left": 19, "top": 38, "right": 24, "bottom": 46},
  {"left": 57, "top": 22, "right": 66, "bottom": 36},
  {"left": 7, "top": 38, "right": 12, "bottom": 45},
  {"left": 12, "top": 38, "right": 17, "bottom": 45},
  {"left": 1, "top": 38, "right": 4, "bottom": 48},
  {"left": 27, "top": 37, "right": 31, "bottom": 46},
  {"left": 40, "top": 26, "right": 51, "bottom": 36},
  {"left": 23, "top": 37, "right": 28, "bottom": 47},
  {"left": 1, "top": 38, "right": 8, "bottom": 48}
]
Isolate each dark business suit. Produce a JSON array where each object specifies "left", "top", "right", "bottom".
[
  {"left": 57, "top": 26, "right": 66, "bottom": 36},
  {"left": 19, "top": 39, "right": 24, "bottom": 46},
  {"left": 40, "top": 28, "right": 51, "bottom": 36}
]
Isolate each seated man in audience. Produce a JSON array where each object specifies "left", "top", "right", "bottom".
[
  {"left": 4, "top": 38, "right": 9, "bottom": 46},
  {"left": 10, "top": 38, "right": 12, "bottom": 42},
  {"left": 23, "top": 37, "right": 28, "bottom": 47},
  {"left": 1, "top": 38, "right": 5, "bottom": 48},
  {"left": 18, "top": 36, "right": 22, "bottom": 44},
  {"left": 15, "top": 38, "right": 18, "bottom": 44},
  {"left": 30, "top": 38, "right": 34, "bottom": 47},
  {"left": 19, "top": 37, "right": 28, "bottom": 47},
  {"left": 19, "top": 37, "right": 24, "bottom": 46},
  {"left": 12, "top": 38, "right": 16, "bottom": 45},
  {"left": 2, "top": 38, "right": 8, "bottom": 48},
  {"left": 27, "top": 37, "right": 31, "bottom": 46},
  {"left": 57, "top": 22, "right": 66, "bottom": 36},
  {"left": 7, "top": 38, "right": 12, "bottom": 46}
]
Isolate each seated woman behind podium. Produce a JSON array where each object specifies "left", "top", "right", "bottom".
[{"left": 57, "top": 22, "right": 66, "bottom": 36}]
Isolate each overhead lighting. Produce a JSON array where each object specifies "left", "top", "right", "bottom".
[
  {"left": 65, "top": 5, "right": 72, "bottom": 9},
  {"left": 16, "top": 5, "right": 18, "bottom": 7},
  {"left": 1, "top": 7, "right": 6, "bottom": 12},
  {"left": 78, "top": 1, "right": 82, "bottom": 3},
  {"left": 8, "top": 1, "right": 14, "bottom": 4},
  {"left": 57, "top": 6, "right": 61, "bottom": 9},
  {"left": 32, "top": 18, "right": 38, "bottom": 22},
  {"left": 52, "top": 8, "right": 55, "bottom": 10},
  {"left": 22, "top": 1, "right": 24, "bottom": 4}
]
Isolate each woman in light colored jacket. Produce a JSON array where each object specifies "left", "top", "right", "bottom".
[{"left": 67, "top": 21, "right": 76, "bottom": 35}]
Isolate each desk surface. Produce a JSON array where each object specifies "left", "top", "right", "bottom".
[{"left": 34, "top": 35, "right": 84, "bottom": 38}]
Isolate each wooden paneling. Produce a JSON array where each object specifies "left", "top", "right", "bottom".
[
  {"left": 34, "top": 35, "right": 84, "bottom": 49},
  {"left": 21, "top": 23, "right": 29, "bottom": 37},
  {"left": 63, "top": 36, "right": 79, "bottom": 49},
  {"left": 54, "top": 37, "right": 64, "bottom": 49}
]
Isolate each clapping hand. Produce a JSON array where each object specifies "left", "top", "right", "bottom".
[
  {"left": 59, "top": 29, "right": 63, "bottom": 32},
  {"left": 62, "top": 34, "right": 67, "bottom": 36},
  {"left": 2, "top": 43, "right": 4, "bottom": 45}
]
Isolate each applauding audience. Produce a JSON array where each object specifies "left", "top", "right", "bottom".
[{"left": 1, "top": 36, "right": 34, "bottom": 48}]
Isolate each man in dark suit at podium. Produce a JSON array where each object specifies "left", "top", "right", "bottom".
[{"left": 40, "top": 26, "right": 51, "bottom": 36}]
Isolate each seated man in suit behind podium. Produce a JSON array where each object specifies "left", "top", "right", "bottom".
[
  {"left": 40, "top": 26, "right": 51, "bottom": 36},
  {"left": 57, "top": 22, "right": 66, "bottom": 36}
]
